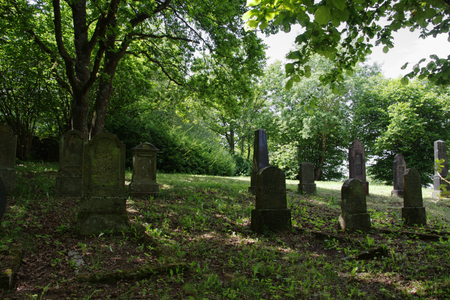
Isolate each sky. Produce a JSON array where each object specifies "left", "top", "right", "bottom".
[{"left": 261, "top": 24, "right": 449, "bottom": 79}]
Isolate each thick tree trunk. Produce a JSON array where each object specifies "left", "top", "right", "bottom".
[
  {"left": 315, "top": 133, "right": 327, "bottom": 181},
  {"left": 90, "top": 79, "right": 113, "bottom": 137}
]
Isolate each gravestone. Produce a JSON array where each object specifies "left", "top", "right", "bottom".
[
  {"left": 298, "top": 162, "right": 316, "bottom": 195},
  {"left": 129, "top": 143, "right": 160, "bottom": 196},
  {"left": 348, "top": 140, "right": 369, "bottom": 195},
  {"left": 248, "top": 129, "right": 270, "bottom": 195},
  {"left": 0, "top": 123, "right": 17, "bottom": 192},
  {"left": 77, "top": 133, "right": 129, "bottom": 236},
  {"left": 338, "top": 178, "right": 371, "bottom": 232},
  {"left": 251, "top": 166, "right": 291, "bottom": 233},
  {"left": 56, "top": 130, "right": 85, "bottom": 195},
  {"left": 432, "top": 140, "right": 449, "bottom": 198},
  {"left": 0, "top": 177, "right": 6, "bottom": 222},
  {"left": 402, "top": 168, "right": 426, "bottom": 226},
  {"left": 391, "top": 154, "right": 406, "bottom": 197}
]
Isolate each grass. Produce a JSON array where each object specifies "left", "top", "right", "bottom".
[{"left": 1, "top": 161, "right": 450, "bottom": 299}]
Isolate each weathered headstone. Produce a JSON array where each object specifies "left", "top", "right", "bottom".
[
  {"left": 402, "top": 168, "right": 426, "bottom": 226},
  {"left": 251, "top": 166, "right": 291, "bottom": 233},
  {"left": 349, "top": 140, "right": 369, "bottom": 195},
  {"left": 248, "top": 129, "right": 270, "bottom": 195},
  {"left": 391, "top": 154, "right": 406, "bottom": 197},
  {"left": 0, "top": 177, "right": 6, "bottom": 222},
  {"left": 432, "top": 140, "right": 449, "bottom": 198},
  {"left": 0, "top": 123, "right": 17, "bottom": 192},
  {"left": 129, "top": 143, "right": 160, "bottom": 196},
  {"left": 338, "top": 178, "right": 371, "bottom": 232},
  {"left": 298, "top": 162, "right": 316, "bottom": 195},
  {"left": 56, "top": 130, "right": 85, "bottom": 195},
  {"left": 77, "top": 133, "right": 129, "bottom": 236}
]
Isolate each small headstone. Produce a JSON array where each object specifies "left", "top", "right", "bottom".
[
  {"left": 402, "top": 168, "right": 426, "bottom": 226},
  {"left": 251, "top": 166, "right": 291, "bottom": 233},
  {"left": 348, "top": 140, "right": 369, "bottom": 195},
  {"left": 248, "top": 129, "right": 270, "bottom": 195},
  {"left": 77, "top": 133, "right": 129, "bottom": 236},
  {"left": 0, "top": 123, "right": 17, "bottom": 192},
  {"left": 129, "top": 143, "right": 160, "bottom": 196},
  {"left": 338, "top": 178, "right": 371, "bottom": 232},
  {"left": 391, "top": 154, "right": 406, "bottom": 197},
  {"left": 298, "top": 162, "right": 316, "bottom": 195},
  {"left": 432, "top": 140, "right": 449, "bottom": 198},
  {"left": 0, "top": 177, "right": 6, "bottom": 222},
  {"left": 56, "top": 130, "right": 85, "bottom": 195}
]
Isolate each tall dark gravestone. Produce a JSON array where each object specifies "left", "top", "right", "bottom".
[
  {"left": 129, "top": 143, "right": 160, "bottom": 196},
  {"left": 56, "top": 130, "right": 85, "bottom": 195},
  {"left": 77, "top": 133, "right": 129, "bottom": 236},
  {"left": 0, "top": 123, "right": 17, "bottom": 192},
  {"left": 251, "top": 166, "right": 291, "bottom": 233},
  {"left": 298, "top": 162, "right": 316, "bottom": 195},
  {"left": 432, "top": 140, "right": 449, "bottom": 198},
  {"left": 348, "top": 140, "right": 369, "bottom": 195},
  {"left": 402, "top": 168, "right": 426, "bottom": 226},
  {"left": 338, "top": 178, "right": 371, "bottom": 232},
  {"left": 248, "top": 129, "right": 270, "bottom": 195},
  {"left": 391, "top": 154, "right": 406, "bottom": 197}
]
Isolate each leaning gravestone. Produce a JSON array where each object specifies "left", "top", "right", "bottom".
[
  {"left": 129, "top": 143, "right": 160, "bottom": 196},
  {"left": 298, "top": 162, "right": 316, "bottom": 195},
  {"left": 349, "top": 140, "right": 369, "bottom": 195},
  {"left": 56, "top": 130, "right": 85, "bottom": 195},
  {"left": 338, "top": 178, "right": 371, "bottom": 232},
  {"left": 391, "top": 154, "right": 406, "bottom": 197},
  {"left": 248, "top": 129, "right": 270, "bottom": 195},
  {"left": 432, "top": 140, "right": 449, "bottom": 198},
  {"left": 0, "top": 177, "right": 6, "bottom": 222},
  {"left": 0, "top": 123, "right": 17, "bottom": 192},
  {"left": 251, "top": 166, "right": 291, "bottom": 233},
  {"left": 402, "top": 168, "right": 427, "bottom": 226},
  {"left": 77, "top": 133, "right": 129, "bottom": 236}
]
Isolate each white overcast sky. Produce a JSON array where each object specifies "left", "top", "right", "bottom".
[{"left": 261, "top": 25, "right": 449, "bottom": 79}]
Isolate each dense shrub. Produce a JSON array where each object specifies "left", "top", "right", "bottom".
[{"left": 232, "top": 154, "right": 252, "bottom": 176}]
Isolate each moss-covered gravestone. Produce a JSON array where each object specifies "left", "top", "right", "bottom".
[
  {"left": 349, "top": 140, "right": 369, "bottom": 195},
  {"left": 56, "top": 130, "right": 86, "bottom": 195},
  {"left": 248, "top": 129, "right": 270, "bottom": 195},
  {"left": 432, "top": 140, "right": 449, "bottom": 198},
  {"left": 402, "top": 168, "right": 426, "bottom": 226},
  {"left": 251, "top": 166, "right": 291, "bottom": 233},
  {"left": 130, "top": 143, "right": 160, "bottom": 196},
  {"left": 0, "top": 123, "right": 17, "bottom": 192},
  {"left": 391, "top": 154, "right": 406, "bottom": 197},
  {"left": 339, "top": 178, "right": 371, "bottom": 232},
  {"left": 298, "top": 162, "right": 316, "bottom": 195},
  {"left": 77, "top": 133, "right": 129, "bottom": 236}
]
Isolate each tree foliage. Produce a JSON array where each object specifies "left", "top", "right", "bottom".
[{"left": 244, "top": 0, "right": 450, "bottom": 89}]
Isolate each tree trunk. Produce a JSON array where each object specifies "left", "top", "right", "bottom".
[{"left": 315, "top": 133, "right": 327, "bottom": 181}]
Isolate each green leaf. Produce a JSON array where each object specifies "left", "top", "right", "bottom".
[
  {"left": 242, "top": 11, "right": 254, "bottom": 21},
  {"left": 293, "top": 75, "right": 300, "bottom": 82},
  {"left": 246, "top": 0, "right": 261, "bottom": 7},
  {"left": 339, "top": 10, "right": 349, "bottom": 22},
  {"left": 315, "top": 6, "right": 330, "bottom": 25},
  {"left": 382, "top": 46, "right": 389, "bottom": 53},
  {"left": 427, "top": 61, "right": 436, "bottom": 70},
  {"left": 401, "top": 62, "right": 408, "bottom": 70},
  {"left": 285, "top": 63, "right": 295, "bottom": 74},
  {"left": 400, "top": 76, "right": 409, "bottom": 85},
  {"left": 331, "top": 0, "right": 346, "bottom": 11},
  {"left": 260, "top": 20, "right": 269, "bottom": 30},
  {"left": 273, "top": 14, "right": 286, "bottom": 26},
  {"left": 285, "top": 78, "right": 294, "bottom": 89}
]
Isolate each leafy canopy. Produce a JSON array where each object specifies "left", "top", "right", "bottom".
[{"left": 243, "top": 0, "right": 450, "bottom": 87}]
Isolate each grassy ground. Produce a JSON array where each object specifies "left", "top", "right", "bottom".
[{"left": 1, "top": 161, "right": 450, "bottom": 299}]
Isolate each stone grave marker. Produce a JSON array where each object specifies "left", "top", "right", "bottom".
[
  {"left": 402, "top": 168, "right": 426, "bottom": 226},
  {"left": 129, "top": 143, "right": 160, "bottom": 196},
  {"left": 56, "top": 130, "right": 85, "bottom": 195},
  {"left": 251, "top": 166, "right": 291, "bottom": 233},
  {"left": 349, "top": 139, "right": 369, "bottom": 195},
  {"left": 77, "top": 133, "right": 129, "bottom": 235},
  {"left": 338, "top": 178, "right": 371, "bottom": 232},
  {"left": 391, "top": 154, "right": 406, "bottom": 197},
  {"left": 0, "top": 123, "right": 17, "bottom": 192},
  {"left": 248, "top": 129, "right": 270, "bottom": 195},
  {"left": 298, "top": 162, "right": 316, "bottom": 195},
  {"left": 432, "top": 140, "right": 449, "bottom": 198},
  {"left": 0, "top": 177, "right": 6, "bottom": 222}
]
